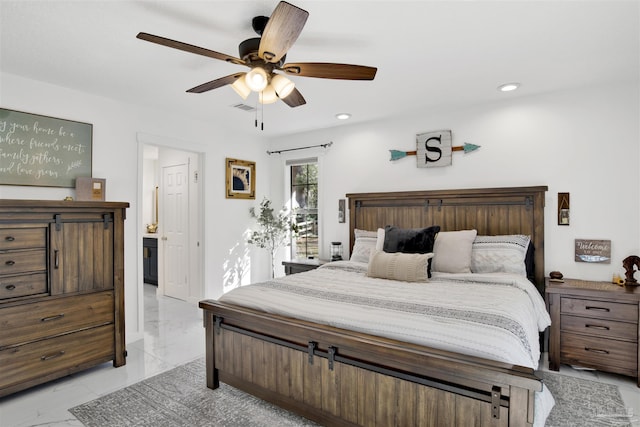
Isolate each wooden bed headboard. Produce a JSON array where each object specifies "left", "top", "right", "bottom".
[{"left": 346, "top": 186, "right": 548, "bottom": 295}]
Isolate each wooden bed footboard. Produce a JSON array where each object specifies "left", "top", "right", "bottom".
[{"left": 199, "top": 300, "right": 542, "bottom": 427}]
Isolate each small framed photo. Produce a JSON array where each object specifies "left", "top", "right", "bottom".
[
  {"left": 75, "top": 177, "right": 106, "bottom": 201},
  {"left": 225, "top": 158, "right": 255, "bottom": 199}
]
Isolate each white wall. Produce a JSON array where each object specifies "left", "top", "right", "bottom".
[
  {"left": 268, "top": 82, "right": 639, "bottom": 282},
  {"left": 0, "top": 72, "right": 271, "bottom": 343}
]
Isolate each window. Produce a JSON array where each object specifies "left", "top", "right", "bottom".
[{"left": 288, "top": 159, "right": 318, "bottom": 259}]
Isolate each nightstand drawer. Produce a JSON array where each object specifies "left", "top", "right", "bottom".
[
  {"left": 561, "top": 314, "right": 637, "bottom": 341},
  {"left": 561, "top": 297, "right": 638, "bottom": 322},
  {"left": 561, "top": 333, "right": 637, "bottom": 373}
]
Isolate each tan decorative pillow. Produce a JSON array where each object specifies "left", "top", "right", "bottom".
[
  {"left": 367, "top": 250, "right": 433, "bottom": 282},
  {"left": 431, "top": 230, "right": 478, "bottom": 273}
]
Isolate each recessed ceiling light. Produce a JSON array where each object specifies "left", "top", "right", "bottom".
[
  {"left": 497, "top": 83, "right": 521, "bottom": 92},
  {"left": 335, "top": 113, "right": 351, "bottom": 120}
]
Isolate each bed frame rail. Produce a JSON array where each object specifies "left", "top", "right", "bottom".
[{"left": 201, "top": 300, "right": 542, "bottom": 427}]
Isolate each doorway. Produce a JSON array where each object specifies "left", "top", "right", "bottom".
[{"left": 141, "top": 144, "right": 203, "bottom": 303}]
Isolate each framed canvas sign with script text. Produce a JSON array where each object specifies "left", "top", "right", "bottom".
[{"left": 0, "top": 108, "right": 92, "bottom": 187}]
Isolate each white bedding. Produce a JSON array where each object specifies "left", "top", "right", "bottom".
[{"left": 219, "top": 260, "right": 554, "bottom": 425}]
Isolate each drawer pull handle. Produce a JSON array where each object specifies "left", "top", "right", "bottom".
[
  {"left": 5, "top": 260, "right": 15, "bottom": 266},
  {"left": 5, "top": 284, "right": 16, "bottom": 291},
  {"left": 585, "top": 347, "right": 609, "bottom": 355},
  {"left": 585, "top": 324, "right": 609, "bottom": 330},
  {"left": 585, "top": 306, "right": 610, "bottom": 312},
  {"left": 41, "top": 351, "right": 65, "bottom": 361},
  {"left": 54, "top": 250, "right": 59, "bottom": 269},
  {"left": 41, "top": 313, "right": 65, "bottom": 322},
  {"left": 4, "top": 236, "right": 15, "bottom": 242}
]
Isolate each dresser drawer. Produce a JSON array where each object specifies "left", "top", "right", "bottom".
[
  {"left": 0, "top": 228, "right": 46, "bottom": 251},
  {"left": 561, "top": 297, "right": 638, "bottom": 322},
  {"left": 0, "top": 324, "right": 114, "bottom": 391},
  {"left": 561, "top": 314, "right": 637, "bottom": 341},
  {"left": 0, "top": 291, "right": 114, "bottom": 348},
  {"left": 0, "top": 272, "right": 47, "bottom": 300},
  {"left": 0, "top": 249, "right": 46, "bottom": 275},
  {"left": 561, "top": 333, "right": 637, "bottom": 373}
]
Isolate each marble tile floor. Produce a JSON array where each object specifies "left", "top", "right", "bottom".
[
  {"left": 0, "top": 284, "right": 205, "bottom": 427},
  {"left": 0, "top": 283, "right": 638, "bottom": 426}
]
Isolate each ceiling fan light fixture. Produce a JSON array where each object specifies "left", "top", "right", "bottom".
[
  {"left": 246, "top": 67, "right": 268, "bottom": 92},
  {"left": 259, "top": 85, "right": 279, "bottom": 104},
  {"left": 271, "top": 74, "right": 295, "bottom": 99},
  {"left": 231, "top": 74, "right": 251, "bottom": 99}
]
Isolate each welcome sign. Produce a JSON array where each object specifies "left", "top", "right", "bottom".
[{"left": 575, "top": 239, "right": 611, "bottom": 264}]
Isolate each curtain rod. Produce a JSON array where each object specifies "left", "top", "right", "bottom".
[{"left": 266, "top": 141, "right": 333, "bottom": 155}]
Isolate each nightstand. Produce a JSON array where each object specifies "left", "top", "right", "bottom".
[
  {"left": 546, "top": 278, "right": 640, "bottom": 386},
  {"left": 282, "top": 259, "right": 328, "bottom": 275}
]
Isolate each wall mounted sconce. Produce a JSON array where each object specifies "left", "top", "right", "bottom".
[
  {"left": 338, "top": 199, "right": 345, "bottom": 223},
  {"left": 558, "top": 192, "right": 570, "bottom": 225}
]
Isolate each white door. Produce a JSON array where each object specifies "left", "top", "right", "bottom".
[{"left": 162, "top": 163, "right": 189, "bottom": 300}]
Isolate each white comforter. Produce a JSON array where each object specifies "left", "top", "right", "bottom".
[
  {"left": 219, "top": 260, "right": 554, "bottom": 425},
  {"left": 220, "top": 260, "right": 550, "bottom": 368}
]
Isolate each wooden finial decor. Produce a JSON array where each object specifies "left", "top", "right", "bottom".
[{"left": 622, "top": 255, "right": 640, "bottom": 285}]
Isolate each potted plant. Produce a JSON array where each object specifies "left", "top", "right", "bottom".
[{"left": 247, "top": 197, "right": 297, "bottom": 278}]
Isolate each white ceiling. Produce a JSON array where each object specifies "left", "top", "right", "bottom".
[{"left": 1, "top": 1, "right": 638, "bottom": 138}]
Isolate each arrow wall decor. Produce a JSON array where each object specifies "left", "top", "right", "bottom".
[
  {"left": 389, "top": 129, "right": 480, "bottom": 168},
  {"left": 389, "top": 142, "right": 480, "bottom": 161}
]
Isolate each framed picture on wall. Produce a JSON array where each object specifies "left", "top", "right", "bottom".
[{"left": 225, "top": 157, "right": 255, "bottom": 199}]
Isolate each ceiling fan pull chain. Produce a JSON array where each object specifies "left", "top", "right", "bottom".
[{"left": 254, "top": 95, "right": 259, "bottom": 128}]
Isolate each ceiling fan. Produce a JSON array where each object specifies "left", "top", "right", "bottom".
[{"left": 136, "top": 1, "right": 377, "bottom": 109}]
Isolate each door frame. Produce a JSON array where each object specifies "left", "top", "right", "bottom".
[{"left": 136, "top": 133, "right": 205, "bottom": 330}]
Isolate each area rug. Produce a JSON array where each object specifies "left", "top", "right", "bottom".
[{"left": 70, "top": 358, "right": 631, "bottom": 427}]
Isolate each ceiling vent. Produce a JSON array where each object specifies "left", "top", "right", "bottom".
[{"left": 231, "top": 103, "right": 256, "bottom": 112}]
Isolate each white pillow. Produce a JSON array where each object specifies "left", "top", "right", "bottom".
[
  {"left": 350, "top": 229, "right": 379, "bottom": 263},
  {"left": 349, "top": 228, "right": 385, "bottom": 263},
  {"left": 367, "top": 250, "right": 433, "bottom": 282},
  {"left": 431, "top": 230, "right": 477, "bottom": 273},
  {"left": 471, "top": 235, "right": 531, "bottom": 276},
  {"left": 376, "top": 227, "right": 385, "bottom": 251}
]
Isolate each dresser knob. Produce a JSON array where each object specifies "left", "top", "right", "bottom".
[
  {"left": 5, "top": 284, "right": 15, "bottom": 291},
  {"left": 4, "top": 236, "right": 15, "bottom": 242},
  {"left": 5, "top": 260, "right": 15, "bottom": 266}
]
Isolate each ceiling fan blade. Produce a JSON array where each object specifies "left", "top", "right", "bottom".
[
  {"left": 281, "top": 63, "right": 377, "bottom": 80},
  {"left": 259, "top": 2, "right": 309, "bottom": 64},
  {"left": 137, "top": 32, "right": 246, "bottom": 66},
  {"left": 280, "top": 87, "right": 306, "bottom": 108},
  {"left": 186, "top": 73, "right": 245, "bottom": 93}
]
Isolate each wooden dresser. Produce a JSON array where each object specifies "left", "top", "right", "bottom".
[
  {"left": 0, "top": 200, "right": 128, "bottom": 397},
  {"left": 546, "top": 278, "right": 639, "bottom": 386}
]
